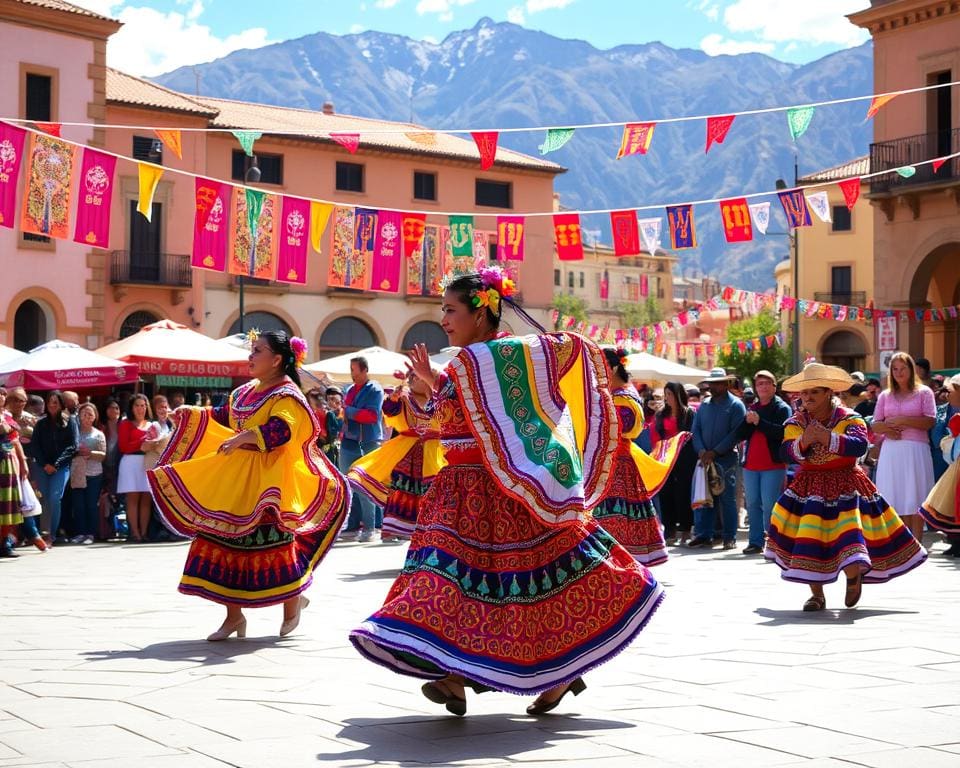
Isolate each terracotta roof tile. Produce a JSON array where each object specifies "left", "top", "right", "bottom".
[
  {"left": 106, "top": 69, "right": 220, "bottom": 117},
  {"left": 12, "top": 0, "right": 115, "bottom": 21},
  {"left": 798, "top": 155, "right": 869, "bottom": 184}
]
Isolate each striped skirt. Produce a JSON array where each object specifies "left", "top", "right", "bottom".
[{"left": 0, "top": 452, "right": 23, "bottom": 527}]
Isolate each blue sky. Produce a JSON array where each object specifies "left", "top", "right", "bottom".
[{"left": 75, "top": 0, "right": 872, "bottom": 76}]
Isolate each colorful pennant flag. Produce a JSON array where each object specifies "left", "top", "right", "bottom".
[
  {"left": 408, "top": 224, "right": 445, "bottom": 296},
  {"left": 136, "top": 163, "right": 163, "bottom": 222},
  {"left": 309, "top": 201, "right": 334, "bottom": 253},
  {"left": 786, "top": 107, "right": 815, "bottom": 141},
  {"left": 616, "top": 122, "right": 656, "bottom": 159},
  {"left": 405, "top": 132, "right": 436, "bottom": 146},
  {"left": 0, "top": 122, "right": 27, "bottom": 229},
  {"left": 638, "top": 217, "right": 662, "bottom": 255},
  {"left": 328, "top": 206, "right": 357, "bottom": 288},
  {"left": 933, "top": 158, "right": 948, "bottom": 174},
  {"left": 896, "top": 166, "right": 917, "bottom": 178},
  {"left": 277, "top": 196, "right": 311, "bottom": 284},
  {"left": 229, "top": 187, "right": 278, "bottom": 280},
  {"left": 640, "top": 274, "right": 649, "bottom": 298},
  {"left": 838, "top": 178, "right": 861, "bottom": 210},
  {"left": 805, "top": 190, "right": 831, "bottom": 223},
  {"left": 719, "top": 197, "right": 752, "bottom": 243},
  {"left": 777, "top": 189, "right": 812, "bottom": 229},
  {"left": 35, "top": 122, "right": 61, "bottom": 138},
  {"left": 231, "top": 130, "right": 262, "bottom": 157},
  {"left": 866, "top": 94, "right": 898, "bottom": 119},
  {"left": 370, "top": 209, "right": 403, "bottom": 293},
  {"left": 21, "top": 133, "right": 75, "bottom": 240},
  {"left": 448, "top": 215, "right": 475, "bottom": 258},
  {"left": 331, "top": 133, "right": 360, "bottom": 154},
  {"left": 666, "top": 204, "right": 697, "bottom": 249},
  {"left": 154, "top": 129, "right": 183, "bottom": 160},
  {"left": 351, "top": 207, "right": 377, "bottom": 288},
  {"left": 191, "top": 177, "right": 229, "bottom": 272},
  {"left": 705, "top": 115, "right": 735, "bottom": 153},
  {"left": 610, "top": 209, "right": 640, "bottom": 256},
  {"left": 471, "top": 131, "right": 498, "bottom": 170},
  {"left": 748, "top": 202, "right": 770, "bottom": 235},
  {"left": 496, "top": 215, "right": 525, "bottom": 261},
  {"left": 553, "top": 213, "right": 584, "bottom": 260},
  {"left": 600, "top": 270, "right": 609, "bottom": 301},
  {"left": 73, "top": 148, "right": 116, "bottom": 249},
  {"left": 402, "top": 213, "right": 427, "bottom": 258},
  {"left": 539, "top": 128, "right": 575, "bottom": 155}
]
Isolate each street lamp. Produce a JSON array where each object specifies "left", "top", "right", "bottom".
[
  {"left": 238, "top": 157, "right": 261, "bottom": 334},
  {"left": 776, "top": 155, "right": 800, "bottom": 371}
]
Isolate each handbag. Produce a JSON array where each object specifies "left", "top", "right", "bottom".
[
  {"left": 691, "top": 463, "right": 712, "bottom": 509},
  {"left": 19, "top": 475, "right": 40, "bottom": 516},
  {"left": 706, "top": 461, "right": 725, "bottom": 496},
  {"left": 70, "top": 456, "right": 87, "bottom": 489}
]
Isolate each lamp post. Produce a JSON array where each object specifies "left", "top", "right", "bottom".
[
  {"left": 776, "top": 155, "right": 800, "bottom": 371},
  {"left": 238, "top": 157, "right": 261, "bottom": 334}
]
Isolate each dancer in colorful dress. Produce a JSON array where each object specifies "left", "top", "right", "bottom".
[
  {"left": 591, "top": 348, "right": 689, "bottom": 565},
  {"left": 351, "top": 268, "right": 665, "bottom": 716},
  {"left": 764, "top": 363, "right": 927, "bottom": 611},
  {"left": 148, "top": 331, "right": 350, "bottom": 640},
  {"left": 0, "top": 388, "right": 27, "bottom": 558},
  {"left": 919, "top": 400, "right": 960, "bottom": 539},
  {"left": 347, "top": 370, "right": 444, "bottom": 540}
]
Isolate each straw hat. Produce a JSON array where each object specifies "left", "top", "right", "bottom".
[
  {"left": 781, "top": 363, "right": 854, "bottom": 393},
  {"left": 699, "top": 366, "right": 736, "bottom": 384}
]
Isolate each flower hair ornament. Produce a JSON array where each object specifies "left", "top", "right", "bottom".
[
  {"left": 246, "top": 327, "right": 261, "bottom": 344},
  {"left": 289, "top": 336, "right": 308, "bottom": 367},
  {"left": 471, "top": 266, "right": 517, "bottom": 317},
  {"left": 616, "top": 348, "right": 630, "bottom": 368}
]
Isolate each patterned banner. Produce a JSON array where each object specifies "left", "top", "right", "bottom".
[
  {"left": 407, "top": 224, "right": 444, "bottom": 296},
  {"left": 553, "top": 213, "right": 584, "bottom": 260},
  {"left": 600, "top": 269, "right": 609, "bottom": 300},
  {"left": 328, "top": 206, "right": 359, "bottom": 288},
  {"left": 0, "top": 123, "right": 27, "bottom": 229},
  {"left": 137, "top": 163, "right": 163, "bottom": 222},
  {"left": 496, "top": 215, "right": 525, "bottom": 261},
  {"left": 866, "top": 94, "right": 897, "bottom": 120},
  {"left": 472, "top": 229, "right": 491, "bottom": 267},
  {"left": 777, "top": 189, "right": 812, "bottom": 229},
  {"left": 638, "top": 217, "right": 662, "bottom": 255},
  {"left": 21, "top": 132, "right": 75, "bottom": 240},
  {"left": 191, "top": 177, "right": 229, "bottom": 272},
  {"left": 154, "top": 129, "right": 183, "bottom": 159},
  {"left": 838, "top": 178, "right": 861, "bottom": 210},
  {"left": 331, "top": 133, "right": 360, "bottom": 154},
  {"left": 402, "top": 212, "right": 427, "bottom": 258},
  {"left": 471, "top": 131, "right": 498, "bottom": 170},
  {"left": 616, "top": 122, "right": 655, "bottom": 159},
  {"left": 229, "top": 187, "right": 277, "bottom": 280},
  {"left": 610, "top": 209, "right": 640, "bottom": 256},
  {"left": 666, "top": 204, "right": 697, "bottom": 250},
  {"left": 277, "top": 195, "right": 310, "bottom": 284},
  {"left": 73, "top": 148, "right": 116, "bottom": 249},
  {"left": 705, "top": 115, "right": 735, "bottom": 153},
  {"left": 448, "top": 215, "right": 474, "bottom": 258},
  {"left": 370, "top": 209, "right": 402, "bottom": 293},
  {"left": 539, "top": 128, "right": 575, "bottom": 155},
  {"left": 309, "top": 201, "right": 334, "bottom": 253},
  {"left": 352, "top": 207, "right": 377, "bottom": 288},
  {"left": 786, "top": 107, "right": 815, "bottom": 141},
  {"left": 640, "top": 274, "right": 649, "bottom": 298},
  {"left": 719, "top": 197, "right": 752, "bottom": 243},
  {"left": 748, "top": 202, "right": 770, "bottom": 235},
  {"left": 231, "top": 130, "right": 261, "bottom": 157},
  {"left": 805, "top": 190, "right": 831, "bottom": 223}
]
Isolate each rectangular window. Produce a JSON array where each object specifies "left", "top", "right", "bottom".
[
  {"left": 133, "top": 135, "right": 163, "bottom": 164},
  {"left": 831, "top": 206, "right": 852, "bottom": 232},
  {"left": 413, "top": 171, "right": 437, "bottom": 201},
  {"left": 475, "top": 179, "right": 512, "bottom": 208},
  {"left": 129, "top": 199, "right": 163, "bottom": 282},
  {"left": 231, "top": 150, "right": 284, "bottom": 185},
  {"left": 336, "top": 161, "right": 364, "bottom": 192},
  {"left": 579, "top": 272, "right": 585, "bottom": 289},
  {"left": 554, "top": 269, "right": 561, "bottom": 287},
  {"left": 831, "top": 266, "right": 852, "bottom": 296},
  {"left": 25, "top": 73, "right": 52, "bottom": 121},
  {"left": 567, "top": 271, "right": 574, "bottom": 288}
]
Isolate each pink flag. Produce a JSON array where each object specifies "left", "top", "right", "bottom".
[
  {"left": 277, "top": 196, "right": 310, "bottom": 285},
  {"left": 705, "top": 115, "right": 735, "bottom": 153},
  {"left": 496, "top": 216, "right": 525, "bottom": 261},
  {"left": 73, "top": 148, "right": 116, "bottom": 249},
  {"left": 191, "top": 177, "right": 230, "bottom": 272},
  {"left": 471, "top": 131, "right": 498, "bottom": 170},
  {"left": 370, "top": 209, "right": 403, "bottom": 293},
  {"left": 331, "top": 133, "right": 360, "bottom": 154},
  {"left": 0, "top": 122, "right": 27, "bottom": 229}
]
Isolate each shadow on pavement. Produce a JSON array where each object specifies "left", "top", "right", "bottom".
[
  {"left": 80, "top": 637, "right": 287, "bottom": 666},
  {"left": 316, "top": 713, "right": 633, "bottom": 765},
  {"left": 753, "top": 606, "right": 919, "bottom": 626},
  {"left": 338, "top": 569, "right": 401, "bottom": 582}
]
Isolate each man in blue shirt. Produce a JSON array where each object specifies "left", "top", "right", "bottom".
[{"left": 690, "top": 367, "right": 747, "bottom": 549}]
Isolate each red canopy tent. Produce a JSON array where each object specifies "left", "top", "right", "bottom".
[{"left": 0, "top": 340, "right": 138, "bottom": 390}]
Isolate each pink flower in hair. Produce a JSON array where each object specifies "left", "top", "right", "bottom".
[{"left": 290, "top": 336, "right": 308, "bottom": 367}]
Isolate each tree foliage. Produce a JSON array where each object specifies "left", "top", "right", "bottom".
[
  {"left": 716, "top": 309, "right": 791, "bottom": 381},
  {"left": 617, "top": 297, "right": 662, "bottom": 330},
  {"left": 550, "top": 293, "right": 588, "bottom": 330}
]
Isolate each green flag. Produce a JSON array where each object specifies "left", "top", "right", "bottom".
[
  {"left": 232, "top": 130, "right": 262, "bottom": 157},
  {"left": 786, "top": 107, "right": 814, "bottom": 142},
  {"left": 539, "top": 128, "right": 575, "bottom": 155},
  {"left": 449, "top": 215, "right": 474, "bottom": 258},
  {"left": 896, "top": 166, "right": 916, "bottom": 178},
  {"left": 245, "top": 188, "right": 265, "bottom": 237}
]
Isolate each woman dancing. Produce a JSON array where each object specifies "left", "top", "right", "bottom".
[
  {"left": 350, "top": 268, "right": 665, "bottom": 716},
  {"left": 148, "top": 331, "right": 350, "bottom": 640}
]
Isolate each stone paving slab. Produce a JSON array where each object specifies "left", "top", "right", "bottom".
[{"left": 3, "top": 535, "right": 960, "bottom": 766}]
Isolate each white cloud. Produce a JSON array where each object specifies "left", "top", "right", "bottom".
[
  {"left": 415, "top": 0, "right": 476, "bottom": 17},
  {"left": 525, "top": 0, "right": 575, "bottom": 12},
  {"left": 374, "top": 0, "right": 402, "bottom": 7},
  {"left": 507, "top": 5, "right": 525, "bottom": 24},
  {"left": 721, "top": 0, "right": 870, "bottom": 47},
  {"left": 350, "top": 23, "right": 365, "bottom": 33},
  {"left": 71, "top": 2, "right": 271, "bottom": 77},
  {"left": 700, "top": 33, "right": 775, "bottom": 56}
]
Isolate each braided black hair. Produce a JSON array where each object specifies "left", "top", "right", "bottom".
[
  {"left": 603, "top": 347, "right": 629, "bottom": 382},
  {"left": 260, "top": 330, "right": 302, "bottom": 388},
  {"left": 444, "top": 273, "right": 502, "bottom": 328}
]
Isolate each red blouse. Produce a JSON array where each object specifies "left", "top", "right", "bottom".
[{"left": 118, "top": 419, "right": 150, "bottom": 455}]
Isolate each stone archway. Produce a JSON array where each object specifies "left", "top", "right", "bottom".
[{"left": 907, "top": 241, "right": 960, "bottom": 368}]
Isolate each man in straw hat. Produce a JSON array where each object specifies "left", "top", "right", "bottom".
[
  {"left": 764, "top": 362, "right": 926, "bottom": 611},
  {"left": 689, "top": 367, "right": 747, "bottom": 549}
]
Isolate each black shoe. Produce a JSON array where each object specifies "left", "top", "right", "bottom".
[
  {"left": 526, "top": 678, "right": 587, "bottom": 716},
  {"left": 0, "top": 548, "right": 19, "bottom": 558},
  {"left": 722, "top": 540, "right": 737, "bottom": 550},
  {"left": 742, "top": 544, "right": 763, "bottom": 555},
  {"left": 943, "top": 544, "right": 960, "bottom": 557},
  {"left": 686, "top": 536, "right": 712, "bottom": 548}
]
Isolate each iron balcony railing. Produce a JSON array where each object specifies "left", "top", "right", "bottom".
[
  {"left": 110, "top": 251, "right": 192, "bottom": 287},
  {"left": 869, "top": 127, "right": 959, "bottom": 193},
  {"left": 813, "top": 291, "right": 867, "bottom": 305}
]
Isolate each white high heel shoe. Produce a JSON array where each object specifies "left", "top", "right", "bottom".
[
  {"left": 206, "top": 617, "right": 247, "bottom": 641},
  {"left": 279, "top": 596, "right": 310, "bottom": 637}
]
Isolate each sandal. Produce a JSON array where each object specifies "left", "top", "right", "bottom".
[
  {"left": 803, "top": 595, "right": 826, "bottom": 612},
  {"left": 844, "top": 573, "right": 863, "bottom": 608},
  {"left": 421, "top": 680, "right": 467, "bottom": 717}
]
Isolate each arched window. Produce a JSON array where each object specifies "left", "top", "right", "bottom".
[
  {"left": 119, "top": 310, "right": 160, "bottom": 339},
  {"left": 13, "top": 299, "right": 48, "bottom": 351},
  {"left": 318, "top": 316, "right": 377, "bottom": 355},
  {"left": 228, "top": 311, "right": 292, "bottom": 337},
  {"left": 821, "top": 330, "right": 866, "bottom": 373},
  {"left": 401, "top": 321, "right": 447, "bottom": 353}
]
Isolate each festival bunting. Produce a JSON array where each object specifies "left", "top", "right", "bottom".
[
  {"left": 539, "top": 128, "right": 575, "bottom": 155},
  {"left": 600, "top": 270, "right": 609, "bottom": 300},
  {"left": 705, "top": 115, "right": 735, "bottom": 153},
  {"left": 277, "top": 195, "right": 311, "bottom": 284},
  {"left": 191, "top": 177, "right": 229, "bottom": 272},
  {"left": 553, "top": 213, "right": 584, "bottom": 260},
  {"left": 638, "top": 217, "right": 662, "bottom": 255},
  {"left": 610, "top": 209, "right": 640, "bottom": 255},
  {"left": 666, "top": 204, "right": 697, "bottom": 250},
  {"left": 0, "top": 123, "right": 27, "bottom": 229},
  {"left": 405, "top": 132, "right": 436, "bottom": 146},
  {"left": 231, "top": 130, "right": 262, "bottom": 157},
  {"left": 154, "top": 129, "right": 183, "bottom": 160},
  {"left": 328, "top": 206, "right": 359, "bottom": 288},
  {"left": 719, "top": 197, "right": 752, "bottom": 243},
  {"left": 616, "top": 122, "right": 656, "bottom": 159},
  {"left": 897, "top": 166, "right": 916, "bottom": 178},
  {"left": 370, "top": 209, "right": 403, "bottom": 293},
  {"left": 866, "top": 94, "right": 897, "bottom": 120},
  {"left": 748, "top": 202, "right": 770, "bottom": 235},
  {"left": 35, "top": 122, "right": 61, "bottom": 138},
  {"left": 229, "top": 187, "right": 278, "bottom": 280},
  {"left": 352, "top": 207, "right": 378, "bottom": 288},
  {"left": 331, "top": 133, "right": 360, "bottom": 154},
  {"left": 402, "top": 213, "right": 427, "bottom": 257},
  {"left": 838, "top": 178, "right": 861, "bottom": 210},
  {"left": 309, "top": 201, "right": 334, "bottom": 253},
  {"left": 136, "top": 163, "right": 163, "bottom": 222},
  {"left": 472, "top": 229, "right": 491, "bottom": 267},
  {"left": 471, "top": 131, "right": 498, "bottom": 170},
  {"left": 449, "top": 215, "right": 474, "bottom": 258},
  {"left": 496, "top": 215, "right": 525, "bottom": 261},
  {"left": 20, "top": 132, "right": 75, "bottom": 240},
  {"left": 640, "top": 274, "right": 649, "bottom": 298},
  {"left": 786, "top": 107, "right": 815, "bottom": 141},
  {"left": 805, "top": 190, "right": 831, "bottom": 223},
  {"left": 777, "top": 189, "right": 812, "bottom": 229},
  {"left": 933, "top": 158, "right": 948, "bottom": 174},
  {"left": 73, "top": 148, "right": 116, "bottom": 249},
  {"left": 408, "top": 224, "right": 444, "bottom": 296}
]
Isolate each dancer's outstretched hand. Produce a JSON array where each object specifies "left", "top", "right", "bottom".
[{"left": 406, "top": 344, "right": 437, "bottom": 388}]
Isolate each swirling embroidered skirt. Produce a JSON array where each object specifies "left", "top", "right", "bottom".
[
  {"left": 380, "top": 442, "right": 432, "bottom": 539},
  {"left": 919, "top": 459, "right": 960, "bottom": 534},
  {"left": 764, "top": 466, "right": 927, "bottom": 584},
  {"left": 0, "top": 452, "right": 23, "bottom": 526},
  {"left": 350, "top": 463, "right": 664, "bottom": 694}
]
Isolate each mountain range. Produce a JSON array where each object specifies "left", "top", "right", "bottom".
[{"left": 155, "top": 18, "right": 874, "bottom": 291}]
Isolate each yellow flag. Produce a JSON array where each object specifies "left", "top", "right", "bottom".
[
  {"left": 137, "top": 163, "right": 163, "bottom": 222},
  {"left": 309, "top": 201, "right": 334, "bottom": 253}
]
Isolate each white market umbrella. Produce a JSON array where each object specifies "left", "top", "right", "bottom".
[
  {"left": 0, "top": 344, "right": 25, "bottom": 368},
  {"left": 625, "top": 351, "right": 712, "bottom": 386},
  {"left": 303, "top": 346, "right": 411, "bottom": 387},
  {"left": 429, "top": 346, "right": 460, "bottom": 368},
  {"left": 0, "top": 340, "right": 138, "bottom": 390},
  {"left": 217, "top": 333, "right": 251, "bottom": 351}
]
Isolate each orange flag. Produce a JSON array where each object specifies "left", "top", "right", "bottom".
[
  {"left": 154, "top": 129, "right": 183, "bottom": 159},
  {"left": 866, "top": 94, "right": 898, "bottom": 119},
  {"left": 616, "top": 122, "right": 655, "bottom": 159}
]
